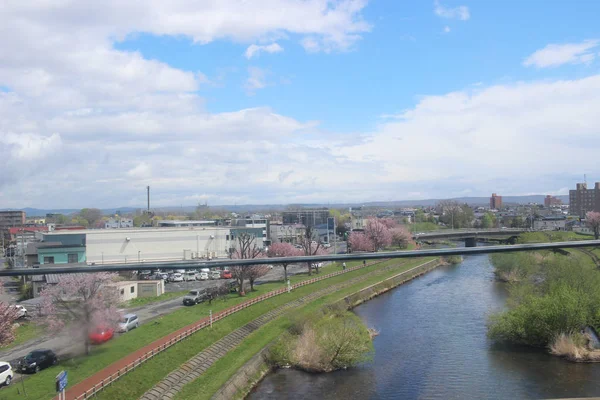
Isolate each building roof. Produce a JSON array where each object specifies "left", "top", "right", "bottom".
[
  {"left": 25, "top": 241, "right": 62, "bottom": 255},
  {"left": 43, "top": 226, "right": 232, "bottom": 235},
  {"left": 9, "top": 226, "right": 48, "bottom": 235}
]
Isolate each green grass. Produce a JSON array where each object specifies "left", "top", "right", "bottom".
[
  {"left": 174, "top": 257, "right": 436, "bottom": 400},
  {"left": 409, "top": 222, "right": 439, "bottom": 233},
  {"left": 92, "top": 258, "right": 431, "bottom": 400},
  {"left": 1, "top": 322, "right": 43, "bottom": 350},
  {"left": 0, "top": 258, "right": 400, "bottom": 400},
  {"left": 121, "top": 290, "right": 188, "bottom": 308}
]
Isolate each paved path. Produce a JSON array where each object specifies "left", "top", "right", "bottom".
[{"left": 140, "top": 259, "right": 413, "bottom": 400}]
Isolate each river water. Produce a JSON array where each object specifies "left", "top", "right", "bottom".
[{"left": 249, "top": 254, "right": 600, "bottom": 399}]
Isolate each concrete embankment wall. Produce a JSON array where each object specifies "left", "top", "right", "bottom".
[{"left": 211, "top": 258, "right": 442, "bottom": 400}]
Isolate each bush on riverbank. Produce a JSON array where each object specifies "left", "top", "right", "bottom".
[
  {"left": 443, "top": 255, "right": 463, "bottom": 265},
  {"left": 267, "top": 308, "right": 373, "bottom": 372},
  {"left": 550, "top": 332, "right": 600, "bottom": 362},
  {"left": 488, "top": 253, "right": 600, "bottom": 347},
  {"left": 489, "top": 252, "right": 540, "bottom": 282}
]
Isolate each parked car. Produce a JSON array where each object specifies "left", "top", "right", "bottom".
[
  {"left": 89, "top": 326, "right": 114, "bottom": 344},
  {"left": 18, "top": 350, "right": 58, "bottom": 374},
  {"left": 183, "top": 271, "right": 196, "bottom": 281},
  {"left": 0, "top": 361, "right": 13, "bottom": 386},
  {"left": 118, "top": 314, "right": 139, "bottom": 333},
  {"left": 175, "top": 269, "right": 186, "bottom": 274},
  {"left": 323, "top": 243, "right": 331, "bottom": 248},
  {"left": 183, "top": 289, "right": 208, "bottom": 305},
  {"left": 171, "top": 273, "right": 184, "bottom": 282},
  {"left": 157, "top": 272, "right": 169, "bottom": 281},
  {"left": 221, "top": 270, "right": 232, "bottom": 279},
  {"left": 311, "top": 262, "right": 324, "bottom": 269},
  {"left": 197, "top": 272, "right": 209, "bottom": 281},
  {"left": 210, "top": 270, "right": 221, "bottom": 280},
  {"left": 10, "top": 305, "right": 27, "bottom": 319}
]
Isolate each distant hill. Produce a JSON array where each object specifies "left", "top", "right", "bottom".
[{"left": 0, "top": 194, "right": 569, "bottom": 216}]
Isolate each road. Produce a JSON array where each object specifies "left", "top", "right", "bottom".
[{"left": 0, "top": 261, "right": 330, "bottom": 371}]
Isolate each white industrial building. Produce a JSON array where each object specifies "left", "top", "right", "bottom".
[{"left": 41, "top": 226, "right": 264, "bottom": 265}]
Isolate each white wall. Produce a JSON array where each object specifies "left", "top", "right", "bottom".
[{"left": 85, "top": 227, "right": 233, "bottom": 264}]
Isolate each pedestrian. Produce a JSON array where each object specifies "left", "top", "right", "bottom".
[
  {"left": 363, "top": 260, "right": 366, "bottom": 267},
  {"left": 342, "top": 262, "right": 346, "bottom": 270}
]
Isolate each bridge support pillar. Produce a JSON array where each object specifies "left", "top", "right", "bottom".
[{"left": 465, "top": 237, "right": 477, "bottom": 247}]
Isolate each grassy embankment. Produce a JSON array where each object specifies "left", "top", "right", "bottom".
[
  {"left": 172, "top": 257, "right": 435, "bottom": 400},
  {"left": 0, "top": 258, "right": 420, "bottom": 400},
  {"left": 488, "top": 231, "right": 600, "bottom": 361},
  {"left": 121, "top": 290, "right": 189, "bottom": 308},
  {"left": 94, "top": 257, "right": 434, "bottom": 400},
  {"left": 409, "top": 222, "right": 439, "bottom": 233},
  {"left": 1, "top": 322, "right": 43, "bottom": 350}
]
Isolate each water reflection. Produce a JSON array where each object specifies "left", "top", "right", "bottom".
[{"left": 249, "top": 254, "right": 600, "bottom": 400}]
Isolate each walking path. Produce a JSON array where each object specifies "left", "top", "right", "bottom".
[
  {"left": 140, "top": 258, "right": 424, "bottom": 400},
  {"left": 61, "top": 260, "right": 387, "bottom": 400}
]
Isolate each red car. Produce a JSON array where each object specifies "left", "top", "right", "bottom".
[
  {"left": 221, "top": 270, "right": 232, "bottom": 279},
  {"left": 89, "top": 326, "right": 114, "bottom": 344}
]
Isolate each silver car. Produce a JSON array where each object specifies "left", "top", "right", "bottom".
[{"left": 118, "top": 314, "right": 139, "bottom": 332}]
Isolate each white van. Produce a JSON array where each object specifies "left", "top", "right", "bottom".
[
  {"left": 210, "top": 270, "right": 221, "bottom": 280},
  {"left": 183, "top": 271, "right": 196, "bottom": 281}
]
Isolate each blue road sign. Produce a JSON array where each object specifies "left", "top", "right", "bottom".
[{"left": 56, "top": 370, "right": 68, "bottom": 392}]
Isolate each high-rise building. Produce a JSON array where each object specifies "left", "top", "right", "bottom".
[
  {"left": 0, "top": 210, "right": 26, "bottom": 245},
  {"left": 569, "top": 182, "right": 600, "bottom": 218},
  {"left": 490, "top": 193, "right": 503, "bottom": 210},
  {"left": 544, "top": 195, "right": 562, "bottom": 207}
]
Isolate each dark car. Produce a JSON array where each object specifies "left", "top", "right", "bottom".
[
  {"left": 182, "top": 289, "right": 208, "bottom": 305},
  {"left": 18, "top": 349, "right": 58, "bottom": 373}
]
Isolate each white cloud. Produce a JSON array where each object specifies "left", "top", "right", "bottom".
[
  {"left": 523, "top": 39, "right": 599, "bottom": 68},
  {"left": 434, "top": 1, "right": 470, "bottom": 21},
  {"left": 244, "top": 67, "right": 269, "bottom": 94},
  {"left": 245, "top": 43, "right": 284, "bottom": 59},
  {"left": 443, "top": 26, "right": 451, "bottom": 33}
]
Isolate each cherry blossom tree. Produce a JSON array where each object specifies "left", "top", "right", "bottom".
[
  {"left": 267, "top": 242, "right": 301, "bottom": 282},
  {"left": 38, "top": 272, "right": 121, "bottom": 355},
  {"left": 247, "top": 265, "right": 270, "bottom": 291},
  {"left": 348, "top": 232, "right": 373, "bottom": 252},
  {"left": 379, "top": 218, "right": 397, "bottom": 229},
  {"left": 0, "top": 282, "right": 18, "bottom": 347},
  {"left": 230, "top": 232, "right": 264, "bottom": 295},
  {"left": 390, "top": 226, "right": 411, "bottom": 249},
  {"left": 364, "top": 218, "right": 392, "bottom": 251},
  {"left": 586, "top": 211, "right": 600, "bottom": 240}
]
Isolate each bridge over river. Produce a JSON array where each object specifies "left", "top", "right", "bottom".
[{"left": 414, "top": 228, "right": 528, "bottom": 247}]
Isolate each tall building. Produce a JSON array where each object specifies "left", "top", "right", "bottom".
[
  {"left": 282, "top": 208, "right": 329, "bottom": 228},
  {"left": 569, "top": 182, "right": 600, "bottom": 218},
  {"left": 544, "top": 195, "right": 562, "bottom": 207},
  {"left": 490, "top": 193, "right": 503, "bottom": 210},
  {"left": 0, "top": 210, "right": 26, "bottom": 245}
]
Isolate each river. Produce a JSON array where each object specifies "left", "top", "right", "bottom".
[{"left": 249, "top": 253, "right": 600, "bottom": 399}]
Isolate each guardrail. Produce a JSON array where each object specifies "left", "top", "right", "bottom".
[{"left": 72, "top": 259, "right": 386, "bottom": 400}]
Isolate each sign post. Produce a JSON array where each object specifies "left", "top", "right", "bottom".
[
  {"left": 55, "top": 370, "right": 68, "bottom": 400},
  {"left": 209, "top": 310, "right": 213, "bottom": 328}
]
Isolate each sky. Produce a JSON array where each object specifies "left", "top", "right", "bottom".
[{"left": 1, "top": 0, "right": 600, "bottom": 209}]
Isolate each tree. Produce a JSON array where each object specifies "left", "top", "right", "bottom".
[
  {"left": 79, "top": 208, "right": 103, "bottom": 227},
  {"left": 247, "top": 265, "right": 270, "bottom": 291},
  {"left": 38, "top": 273, "right": 121, "bottom": 355},
  {"left": 0, "top": 282, "right": 18, "bottom": 346},
  {"left": 481, "top": 213, "right": 496, "bottom": 229},
  {"left": 586, "top": 211, "right": 600, "bottom": 239},
  {"left": 390, "top": 226, "right": 411, "bottom": 248},
  {"left": 298, "top": 226, "right": 326, "bottom": 275},
  {"left": 268, "top": 242, "right": 301, "bottom": 282},
  {"left": 348, "top": 232, "right": 372, "bottom": 252},
  {"left": 438, "top": 201, "right": 473, "bottom": 229},
  {"left": 364, "top": 218, "right": 392, "bottom": 251},
  {"left": 230, "top": 232, "right": 263, "bottom": 295},
  {"left": 378, "top": 218, "right": 397, "bottom": 229}
]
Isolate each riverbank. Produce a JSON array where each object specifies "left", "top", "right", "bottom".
[{"left": 211, "top": 259, "right": 442, "bottom": 400}]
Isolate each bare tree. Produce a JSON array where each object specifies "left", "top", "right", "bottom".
[
  {"left": 230, "top": 232, "right": 263, "bottom": 295},
  {"left": 298, "top": 226, "right": 326, "bottom": 275},
  {"left": 247, "top": 265, "right": 270, "bottom": 291}
]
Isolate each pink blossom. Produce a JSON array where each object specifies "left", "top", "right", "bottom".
[
  {"left": 267, "top": 242, "right": 302, "bottom": 282},
  {"left": 0, "top": 282, "right": 18, "bottom": 346},
  {"left": 365, "top": 218, "right": 393, "bottom": 251},
  {"left": 348, "top": 232, "right": 373, "bottom": 252},
  {"left": 586, "top": 211, "right": 600, "bottom": 239},
  {"left": 38, "top": 272, "right": 121, "bottom": 354}
]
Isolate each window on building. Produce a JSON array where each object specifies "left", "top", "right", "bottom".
[
  {"left": 43, "top": 256, "right": 54, "bottom": 264},
  {"left": 130, "top": 286, "right": 135, "bottom": 293},
  {"left": 68, "top": 253, "right": 78, "bottom": 263},
  {"left": 120, "top": 288, "right": 124, "bottom": 295}
]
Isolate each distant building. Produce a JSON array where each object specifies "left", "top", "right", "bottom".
[
  {"left": 269, "top": 223, "right": 305, "bottom": 244},
  {"left": 569, "top": 182, "right": 600, "bottom": 218},
  {"left": 544, "top": 195, "right": 563, "bottom": 207},
  {"left": 282, "top": 209, "right": 329, "bottom": 228},
  {"left": 0, "top": 210, "right": 25, "bottom": 244},
  {"left": 490, "top": 193, "right": 503, "bottom": 210},
  {"left": 533, "top": 216, "right": 567, "bottom": 231},
  {"left": 104, "top": 217, "right": 134, "bottom": 229}
]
